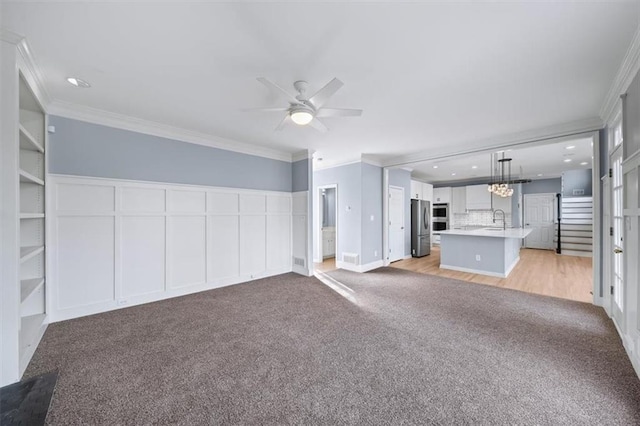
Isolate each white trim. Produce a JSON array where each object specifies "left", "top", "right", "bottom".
[
  {"left": 314, "top": 184, "right": 338, "bottom": 264},
  {"left": 600, "top": 25, "right": 640, "bottom": 124},
  {"left": 440, "top": 256, "right": 520, "bottom": 279},
  {"left": 292, "top": 150, "right": 311, "bottom": 162},
  {"left": 47, "top": 100, "right": 294, "bottom": 162},
  {"left": 382, "top": 169, "right": 390, "bottom": 266},
  {"left": 383, "top": 119, "right": 603, "bottom": 168},
  {"left": 48, "top": 173, "right": 291, "bottom": 196},
  {"left": 361, "top": 155, "right": 384, "bottom": 168},
  {"left": 336, "top": 259, "right": 384, "bottom": 273},
  {"left": 313, "top": 157, "right": 363, "bottom": 171}
]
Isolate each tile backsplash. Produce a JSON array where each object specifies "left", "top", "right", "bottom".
[{"left": 452, "top": 211, "right": 512, "bottom": 229}]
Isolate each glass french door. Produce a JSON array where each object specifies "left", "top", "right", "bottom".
[{"left": 610, "top": 112, "right": 624, "bottom": 328}]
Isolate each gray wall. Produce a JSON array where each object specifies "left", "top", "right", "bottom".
[
  {"left": 389, "top": 168, "right": 412, "bottom": 256},
  {"left": 313, "top": 162, "right": 383, "bottom": 266},
  {"left": 292, "top": 159, "right": 309, "bottom": 192},
  {"left": 360, "top": 163, "right": 383, "bottom": 265},
  {"left": 322, "top": 188, "right": 336, "bottom": 227},
  {"left": 624, "top": 69, "right": 640, "bottom": 160},
  {"left": 314, "top": 163, "right": 363, "bottom": 263},
  {"left": 49, "top": 116, "right": 294, "bottom": 192},
  {"left": 521, "top": 178, "right": 562, "bottom": 195},
  {"left": 562, "top": 169, "right": 592, "bottom": 197}
]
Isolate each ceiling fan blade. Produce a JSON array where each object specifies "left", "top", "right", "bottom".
[
  {"left": 315, "top": 108, "right": 363, "bottom": 118},
  {"left": 308, "top": 117, "right": 328, "bottom": 133},
  {"left": 242, "top": 107, "right": 290, "bottom": 113},
  {"left": 275, "top": 113, "right": 290, "bottom": 131},
  {"left": 257, "top": 77, "right": 301, "bottom": 105},
  {"left": 309, "top": 78, "right": 344, "bottom": 108}
]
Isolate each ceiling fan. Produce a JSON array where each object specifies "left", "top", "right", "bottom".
[{"left": 244, "top": 77, "right": 362, "bottom": 132}]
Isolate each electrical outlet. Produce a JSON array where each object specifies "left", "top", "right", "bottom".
[
  {"left": 117, "top": 299, "right": 128, "bottom": 306},
  {"left": 475, "top": 254, "right": 481, "bottom": 261}
]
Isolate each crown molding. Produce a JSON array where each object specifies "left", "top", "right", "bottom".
[
  {"left": 48, "top": 100, "right": 295, "bottom": 162},
  {"left": 1, "top": 29, "right": 52, "bottom": 109},
  {"left": 292, "top": 150, "right": 312, "bottom": 162},
  {"left": 600, "top": 24, "right": 640, "bottom": 125},
  {"left": 313, "top": 157, "right": 362, "bottom": 171},
  {"left": 382, "top": 117, "right": 603, "bottom": 168},
  {"left": 361, "top": 154, "right": 384, "bottom": 168}
]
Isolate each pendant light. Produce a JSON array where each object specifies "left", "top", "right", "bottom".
[{"left": 487, "top": 152, "right": 514, "bottom": 197}]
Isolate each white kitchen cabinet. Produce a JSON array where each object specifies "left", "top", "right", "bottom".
[
  {"left": 451, "top": 186, "right": 466, "bottom": 213},
  {"left": 410, "top": 180, "right": 422, "bottom": 200},
  {"left": 433, "top": 187, "right": 451, "bottom": 204},
  {"left": 410, "top": 180, "right": 433, "bottom": 201},
  {"left": 466, "top": 184, "right": 492, "bottom": 210},
  {"left": 491, "top": 192, "right": 512, "bottom": 214},
  {"left": 422, "top": 182, "right": 433, "bottom": 203}
]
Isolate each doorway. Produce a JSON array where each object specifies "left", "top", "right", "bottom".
[
  {"left": 315, "top": 185, "right": 338, "bottom": 272},
  {"left": 524, "top": 193, "right": 556, "bottom": 250},
  {"left": 389, "top": 186, "right": 405, "bottom": 262}
]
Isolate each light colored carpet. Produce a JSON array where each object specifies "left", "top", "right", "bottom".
[{"left": 25, "top": 268, "right": 640, "bottom": 424}]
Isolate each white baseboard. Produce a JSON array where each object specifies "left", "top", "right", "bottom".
[
  {"left": 336, "top": 259, "right": 384, "bottom": 273},
  {"left": 51, "top": 268, "right": 292, "bottom": 323}
]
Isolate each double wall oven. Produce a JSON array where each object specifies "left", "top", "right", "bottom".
[{"left": 432, "top": 203, "right": 449, "bottom": 234}]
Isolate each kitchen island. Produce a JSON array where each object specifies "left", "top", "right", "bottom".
[{"left": 438, "top": 227, "right": 533, "bottom": 278}]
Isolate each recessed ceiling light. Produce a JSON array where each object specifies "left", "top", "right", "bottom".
[
  {"left": 565, "top": 145, "right": 576, "bottom": 150},
  {"left": 66, "top": 77, "right": 91, "bottom": 88},
  {"left": 580, "top": 161, "right": 588, "bottom": 166},
  {"left": 563, "top": 159, "right": 572, "bottom": 163},
  {"left": 471, "top": 165, "right": 478, "bottom": 169},
  {"left": 451, "top": 172, "right": 456, "bottom": 176},
  {"left": 433, "top": 165, "right": 438, "bottom": 169},
  {"left": 537, "top": 174, "right": 543, "bottom": 177}
]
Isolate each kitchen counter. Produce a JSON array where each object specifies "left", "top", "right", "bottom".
[
  {"left": 439, "top": 227, "right": 533, "bottom": 239},
  {"left": 438, "top": 227, "right": 532, "bottom": 278}
]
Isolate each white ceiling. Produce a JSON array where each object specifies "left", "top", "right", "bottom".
[
  {"left": 410, "top": 136, "right": 593, "bottom": 184},
  {"left": 2, "top": 1, "right": 639, "bottom": 165}
]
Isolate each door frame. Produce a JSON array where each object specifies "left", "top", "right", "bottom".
[
  {"left": 388, "top": 185, "right": 405, "bottom": 262},
  {"left": 523, "top": 192, "right": 557, "bottom": 250},
  {"left": 314, "top": 184, "right": 338, "bottom": 264},
  {"left": 602, "top": 175, "right": 612, "bottom": 317}
]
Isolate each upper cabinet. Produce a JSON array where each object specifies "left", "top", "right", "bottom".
[
  {"left": 466, "top": 184, "right": 491, "bottom": 210},
  {"left": 410, "top": 180, "right": 433, "bottom": 201},
  {"left": 451, "top": 186, "right": 466, "bottom": 214},
  {"left": 433, "top": 187, "right": 451, "bottom": 204}
]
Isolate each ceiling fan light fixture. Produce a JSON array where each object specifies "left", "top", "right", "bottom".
[{"left": 290, "top": 110, "right": 314, "bottom": 126}]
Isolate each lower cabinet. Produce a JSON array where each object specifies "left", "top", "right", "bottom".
[{"left": 322, "top": 227, "right": 336, "bottom": 258}]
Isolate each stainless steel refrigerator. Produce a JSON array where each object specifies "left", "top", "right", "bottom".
[{"left": 411, "top": 199, "right": 431, "bottom": 257}]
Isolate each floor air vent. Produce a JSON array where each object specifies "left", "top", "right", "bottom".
[
  {"left": 293, "top": 257, "right": 305, "bottom": 267},
  {"left": 342, "top": 253, "right": 359, "bottom": 265}
]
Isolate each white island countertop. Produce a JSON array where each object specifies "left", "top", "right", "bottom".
[{"left": 438, "top": 227, "right": 533, "bottom": 239}]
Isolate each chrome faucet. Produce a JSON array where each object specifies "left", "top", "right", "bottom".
[{"left": 493, "top": 209, "right": 506, "bottom": 230}]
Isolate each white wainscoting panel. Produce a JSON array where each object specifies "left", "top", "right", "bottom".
[
  {"left": 170, "top": 190, "right": 206, "bottom": 213},
  {"left": 57, "top": 183, "right": 114, "bottom": 212},
  {"left": 292, "top": 191, "right": 309, "bottom": 275},
  {"left": 56, "top": 216, "right": 115, "bottom": 310},
  {"left": 267, "top": 215, "right": 291, "bottom": 271},
  {"left": 49, "top": 175, "right": 295, "bottom": 322},
  {"left": 209, "top": 215, "right": 240, "bottom": 280},
  {"left": 170, "top": 216, "right": 207, "bottom": 287},
  {"left": 240, "top": 194, "right": 266, "bottom": 214},
  {"left": 240, "top": 215, "right": 266, "bottom": 275},
  {"left": 121, "top": 216, "right": 165, "bottom": 298},
  {"left": 121, "top": 187, "right": 165, "bottom": 212}
]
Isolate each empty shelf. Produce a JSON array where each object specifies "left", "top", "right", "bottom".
[
  {"left": 19, "top": 124, "right": 44, "bottom": 153},
  {"left": 21, "top": 278, "right": 45, "bottom": 304},
  {"left": 19, "top": 170, "right": 44, "bottom": 186},
  {"left": 20, "top": 246, "right": 44, "bottom": 263},
  {"left": 20, "top": 213, "right": 45, "bottom": 219}
]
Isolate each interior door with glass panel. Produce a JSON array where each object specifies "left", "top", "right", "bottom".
[{"left": 610, "top": 117, "right": 625, "bottom": 329}]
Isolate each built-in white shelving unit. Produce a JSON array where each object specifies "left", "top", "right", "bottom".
[{"left": 17, "top": 73, "right": 48, "bottom": 375}]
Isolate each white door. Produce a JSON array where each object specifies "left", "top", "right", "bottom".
[
  {"left": 389, "top": 186, "right": 405, "bottom": 262},
  {"left": 611, "top": 145, "right": 624, "bottom": 328},
  {"left": 602, "top": 176, "right": 612, "bottom": 317},
  {"left": 524, "top": 194, "right": 555, "bottom": 249}
]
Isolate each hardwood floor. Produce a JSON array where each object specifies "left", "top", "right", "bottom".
[
  {"left": 314, "top": 257, "right": 337, "bottom": 273},
  {"left": 391, "top": 246, "right": 593, "bottom": 303}
]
